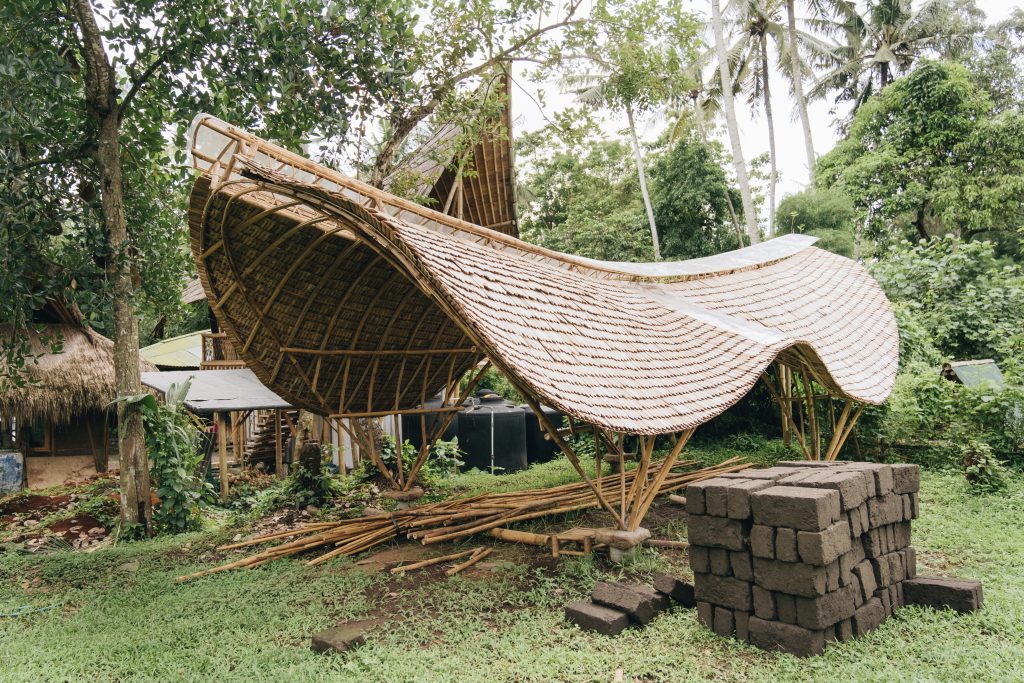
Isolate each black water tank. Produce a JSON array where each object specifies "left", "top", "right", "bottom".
[
  {"left": 400, "top": 395, "right": 469, "bottom": 451},
  {"left": 521, "top": 404, "right": 563, "bottom": 464},
  {"left": 458, "top": 394, "right": 528, "bottom": 473}
]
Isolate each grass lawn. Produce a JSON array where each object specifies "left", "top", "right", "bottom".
[{"left": 2, "top": 450, "right": 1024, "bottom": 682}]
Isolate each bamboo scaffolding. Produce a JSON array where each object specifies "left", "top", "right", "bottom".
[{"left": 176, "top": 457, "right": 749, "bottom": 582}]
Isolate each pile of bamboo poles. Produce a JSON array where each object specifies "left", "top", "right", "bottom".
[{"left": 175, "top": 457, "right": 749, "bottom": 582}]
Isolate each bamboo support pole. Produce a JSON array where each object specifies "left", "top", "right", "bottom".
[
  {"left": 217, "top": 411, "right": 229, "bottom": 501},
  {"left": 446, "top": 547, "right": 492, "bottom": 576},
  {"left": 390, "top": 548, "right": 479, "bottom": 574}
]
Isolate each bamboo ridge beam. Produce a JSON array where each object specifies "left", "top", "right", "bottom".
[{"left": 175, "top": 457, "right": 750, "bottom": 582}]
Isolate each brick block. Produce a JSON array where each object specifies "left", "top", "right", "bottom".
[
  {"left": 713, "top": 606, "right": 734, "bottom": 637},
  {"left": 710, "top": 547, "right": 731, "bottom": 576},
  {"left": 876, "top": 587, "right": 892, "bottom": 617},
  {"left": 890, "top": 463, "right": 920, "bottom": 494},
  {"left": 853, "top": 560, "right": 877, "bottom": 602},
  {"left": 777, "top": 460, "right": 838, "bottom": 468},
  {"left": 753, "top": 558, "right": 828, "bottom": 597},
  {"left": 752, "top": 585, "right": 776, "bottom": 620},
  {"left": 719, "top": 467, "right": 792, "bottom": 480},
  {"left": 627, "top": 583, "right": 671, "bottom": 615},
  {"left": 730, "top": 550, "right": 753, "bottom": 582},
  {"left": 565, "top": 601, "right": 630, "bottom": 636},
  {"left": 776, "top": 592, "right": 797, "bottom": 624},
  {"left": 903, "top": 546, "right": 917, "bottom": 579},
  {"left": 727, "top": 479, "right": 773, "bottom": 519},
  {"left": 825, "top": 560, "right": 841, "bottom": 593},
  {"left": 689, "top": 545, "right": 710, "bottom": 573},
  {"left": 851, "top": 575, "right": 864, "bottom": 608},
  {"left": 694, "top": 573, "right": 753, "bottom": 611},
  {"left": 847, "top": 463, "right": 893, "bottom": 496},
  {"left": 798, "top": 521, "right": 853, "bottom": 566},
  {"left": 788, "top": 470, "right": 871, "bottom": 511},
  {"left": 910, "top": 492, "right": 920, "bottom": 519},
  {"left": 775, "top": 527, "right": 799, "bottom": 562},
  {"left": 750, "top": 486, "right": 840, "bottom": 532},
  {"left": 686, "top": 483, "right": 707, "bottom": 515},
  {"left": 795, "top": 584, "right": 857, "bottom": 630},
  {"left": 735, "top": 610, "right": 751, "bottom": 642},
  {"left": 837, "top": 617, "right": 854, "bottom": 642},
  {"left": 653, "top": 573, "right": 695, "bottom": 607},
  {"left": 592, "top": 582, "right": 658, "bottom": 624},
  {"left": 748, "top": 617, "right": 826, "bottom": 657},
  {"left": 697, "top": 601, "right": 714, "bottom": 628},
  {"left": 688, "top": 515, "right": 745, "bottom": 550},
  {"left": 852, "top": 597, "right": 885, "bottom": 636},
  {"left": 868, "top": 494, "right": 903, "bottom": 528},
  {"left": 901, "top": 494, "right": 912, "bottom": 522},
  {"left": 751, "top": 525, "right": 775, "bottom": 559},
  {"left": 894, "top": 521, "right": 911, "bottom": 550},
  {"left": 704, "top": 480, "right": 732, "bottom": 517},
  {"left": 903, "top": 577, "right": 984, "bottom": 613}
]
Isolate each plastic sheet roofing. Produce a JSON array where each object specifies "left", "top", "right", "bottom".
[
  {"left": 185, "top": 114, "right": 899, "bottom": 434},
  {"left": 141, "top": 369, "right": 291, "bottom": 414}
]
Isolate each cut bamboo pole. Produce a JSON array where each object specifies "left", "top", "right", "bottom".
[
  {"left": 446, "top": 547, "right": 492, "bottom": 576},
  {"left": 390, "top": 548, "right": 479, "bottom": 574}
]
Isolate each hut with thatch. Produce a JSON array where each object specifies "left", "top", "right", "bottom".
[{"left": 0, "top": 312, "right": 154, "bottom": 488}]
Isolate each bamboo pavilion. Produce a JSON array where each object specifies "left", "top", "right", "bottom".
[{"left": 185, "top": 114, "right": 899, "bottom": 532}]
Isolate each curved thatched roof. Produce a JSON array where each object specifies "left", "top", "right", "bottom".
[
  {"left": 186, "top": 115, "right": 899, "bottom": 434},
  {"left": 0, "top": 324, "right": 156, "bottom": 425}
]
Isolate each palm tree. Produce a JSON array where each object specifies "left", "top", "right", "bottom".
[
  {"left": 809, "top": 0, "right": 975, "bottom": 111},
  {"left": 725, "top": 0, "right": 837, "bottom": 235},
  {"left": 711, "top": 0, "right": 760, "bottom": 245}
]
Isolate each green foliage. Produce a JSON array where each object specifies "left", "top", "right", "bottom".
[
  {"left": 113, "top": 380, "right": 209, "bottom": 534},
  {"left": 817, "top": 60, "right": 1024, "bottom": 255},
  {"left": 468, "top": 368, "right": 524, "bottom": 404},
  {"left": 650, "top": 133, "right": 742, "bottom": 259},
  {"left": 870, "top": 237, "right": 1024, "bottom": 361},
  {"left": 960, "top": 438, "right": 1010, "bottom": 493},
  {"left": 0, "top": 0, "right": 418, "bottom": 383},
  {"left": 775, "top": 188, "right": 857, "bottom": 257},
  {"left": 282, "top": 449, "right": 340, "bottom": 509},
  {"left": 519, "top": 137, "right": 650, "bottom": 261}
]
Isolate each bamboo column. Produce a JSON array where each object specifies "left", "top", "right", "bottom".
[
  {"left": 217, "top": 411, "right": 230, "bottom": 501},
  {"left": 274, "top": 409, "right": 284, "bottom": 478}
]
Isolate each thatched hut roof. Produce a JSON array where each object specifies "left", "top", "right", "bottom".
[
  {"left": 186, "top": 115, "right": 899, "bottom": 435},
  {"left": 0, "top": 324, "right": 156, "bottom": 425}
]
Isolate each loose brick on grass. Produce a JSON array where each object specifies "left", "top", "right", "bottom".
[
  {"left": 591, "top": 582, "right": 657, "bottom": 625},
  {"left": 653, "top": 573, "right": 695, "bottom": 607},
  {"left": 564, "top": 601, "right": 630, "bottom": 636},
  {"left": 903, "top": 577, "right": 984, "bottom": 613}
]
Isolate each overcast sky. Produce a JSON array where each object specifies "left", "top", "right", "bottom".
[{"left": 509, "top": 0, "right": 1021, "bottom": 200}]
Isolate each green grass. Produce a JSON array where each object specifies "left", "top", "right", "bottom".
[{"left": 2, "top": 463, "right": 1024, "bottom": 681}]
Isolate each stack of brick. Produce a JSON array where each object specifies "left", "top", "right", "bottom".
[{"left": 686, "top": 460, "right": 921, "bottom": 656}]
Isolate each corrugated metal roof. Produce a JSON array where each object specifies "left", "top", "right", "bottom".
[
  {"left": 141, "top": 368, "right": 292, "bottom": 413},
  {"left": 140, "top": 330, "right": 206, "bottom": 369}
]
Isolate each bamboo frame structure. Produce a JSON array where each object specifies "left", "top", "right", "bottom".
[
  {"left": 763, "top": 360, "right": 866, "bottom": 461},
  {"left": 185, "top": 114, "right": 898, "bottom": 527}
]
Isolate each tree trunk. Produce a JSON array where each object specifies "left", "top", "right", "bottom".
[
  {"left": 712, "top": 0, "right": 760, "bottom": 245},
  {"left": 785, "top": 0, "right": 815, "bottom": 178},
  {"left": 73, "top": 0, "right": 151, "bottom": 532},
  {"left": 626, "top": 106, "right": 661, "bottom": 261},
  {"left": 761, "top": 38, "right": 778, "bottom": 239}
]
